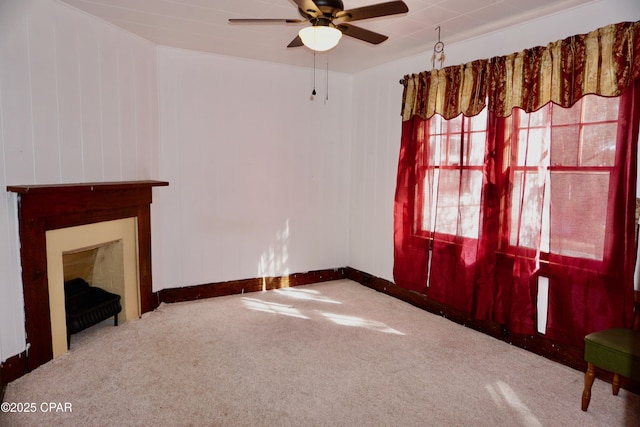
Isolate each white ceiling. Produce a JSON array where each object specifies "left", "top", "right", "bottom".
[{"left": 57, "top": 0, "right": 594, "bottom": 73}]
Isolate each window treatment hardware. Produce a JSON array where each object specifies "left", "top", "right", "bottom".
[
  {"left": 399, "top": 21, "right": 640, "bottom": 121},
  {"left": 431, "top": 26, "right": 445, "bottom": 70}
]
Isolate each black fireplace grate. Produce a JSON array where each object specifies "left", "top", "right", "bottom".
[{"left": 63, "top": 278, "right": 122, "bottom": 347}]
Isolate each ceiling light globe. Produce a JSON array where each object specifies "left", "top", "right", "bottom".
[{"left": 299, "top": 26, "right": 342, "bottom": 52}]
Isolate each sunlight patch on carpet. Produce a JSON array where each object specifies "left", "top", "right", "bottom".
[
  {"left": 241, "top": 297, "right": 310, "bottom": 319},
  {"left": 273, "top": 287, "right": 342, "bottom": 304},
  {"left": 317, "top": 311, "right": 405, "bottom": 335},
  {"left": 486, "top": 380, "right": 543, "bottom": 427}
]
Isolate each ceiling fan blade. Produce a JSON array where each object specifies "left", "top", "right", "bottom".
[
  {"left": 335, "top": 1, "right": 408, "bottom": 22},
  {"left": 292, "top": 0, "right": 321, "bottom": 17},
  {"left": 229, "top": 18, "right": 303, "bottom": 24},
  {"left": 337, "top": 23, "right": 388, "bottom": 44},
  {"left": 287, "top": 35, "right": 304, "bottom": 48}
]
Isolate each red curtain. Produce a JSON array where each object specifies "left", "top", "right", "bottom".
[
  {"left": 393, "top": 119, "right": 429, "bottom": 294},
  {"left": 483, "top": 108, "right": 546, "bottom": 336},
  {"left": 395, "top": 21, "right": 640, "bottom": 346},
  {"left": 545, "top": 82, "right": 640, "bottom": 345},
  {"left": 393, "top": 88, "right": 640, "bottom": 346}
]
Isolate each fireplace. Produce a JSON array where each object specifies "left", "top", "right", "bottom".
[
  {"left": 47, "top": 218, "right": 139, "bottom": 357},
  {"left": 7, "top": 181, "right": 168, "bottom": 371}
]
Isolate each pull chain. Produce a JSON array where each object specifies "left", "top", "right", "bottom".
[
  {"left": 312, "top": 51, "right": 317, "bottom": 96},
  {"left": 325, "top": 52, "right": 329, "bottom": 102}
]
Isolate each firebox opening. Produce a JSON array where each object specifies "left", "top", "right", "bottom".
[
  {"left": 46, "top": 217, "right": 141, "bottom": 358},
  {"left": 62, "top": 240, "right": 124, "bottom": 346},
  {"left": 63, "top": 240, "right": 125, "bottom": 303}
]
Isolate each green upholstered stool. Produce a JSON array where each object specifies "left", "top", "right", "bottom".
[{"left": 582, "top": 327, "right": 640, "bottom": 411}]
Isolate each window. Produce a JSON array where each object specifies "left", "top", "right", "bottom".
[
  {"left": 413, "top": 94, "right": 622, "bottom": 263},
  {"left": 415, "top": 109, "right": 488, "bottom": 240},
  {"left": 504, "top": 95, "right": 621, "bottom": 261}
]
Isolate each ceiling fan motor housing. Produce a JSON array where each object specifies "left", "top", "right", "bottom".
[{"left": 299, "top": 0, "right": 345, "bottom": 19}]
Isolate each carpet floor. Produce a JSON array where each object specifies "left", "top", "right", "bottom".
[{"left": 2, "top": 279, "right": 639, "bottom": 426}]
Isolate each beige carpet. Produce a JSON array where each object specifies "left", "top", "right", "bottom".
[{"left": 1, "top": 279, "right": 639, "bottom": 426}]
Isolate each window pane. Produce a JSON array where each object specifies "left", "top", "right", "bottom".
[
  {"left": 468, "top": 131, "right": 486, "bottom": 165},
  {"left": 428, "top": 135, "right": 439, "bottom": 165},
  {"left": 580, "top": 123, "right": 617, "bottom": 166},
  {"left": 448, "top": 116, "right": 463, "bottom": 133},
  {"left": 551, "top": 125, "right": 579, "bottom": 166},
  {"left": 421, "top": 170, "right": 438, "bottom": 233},
  {"left": 518, "top": 105, "right": 548, "bottom": 127},
  {"left": 549, "top": 171, "right": 609, "bottom": 260},
  {"left": 429, "top": 115, "right": 443, "bottom": 134},
  {"left": 419, "top": 113, "right": 487, "bottom": 240},
  {"left": 447, "top": 134, "right": 461, "bottom": 165},
  {"left": 432, "top": 169, "right": 481, "bottom": 239},
  {"left": 435, "top": 170, "right": 459, "bottom": 235},
  {"left": 510, "top": 170, "right": 545, "bottom": 248},
  {"left": 517, "top": 128, "right": 547, "bottom": 166},
  {"left": 516, "top": 130, "right": 528, "bottom": 165},
  {"left": 552, "top": 99, "right": 582, "bottom": 125},
  {"left": 469, "top": 109, "right": 487, "bottom": 131},
  {"left": 583, "top": 95, "right": 619, "bottom": 122},
  {"left": 458, "top": 170, "right": 482, "bottom": 238}
]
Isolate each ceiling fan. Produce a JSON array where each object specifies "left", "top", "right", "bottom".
[{"left": 229, "top": 0, "right": 409, "bottom": 52}]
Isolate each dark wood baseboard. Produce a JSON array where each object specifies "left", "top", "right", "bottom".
[
  {"left": 1, "top": 351, "right": 28, "bottom": 402},
  {"left": 159, "top": 268, "right": 347, "bottom": 303},
  {"left": 3, "top": 265, "right": 637, "bottom": 399},
  {"left": 345, "top": 266, "right": 640, "bottom": 395},
  {"left": 1, "top": 268, "right": 346, "bottom": 391}
]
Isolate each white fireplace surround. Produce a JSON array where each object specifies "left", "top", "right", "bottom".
[{"left": 45, "top": 217, "right": 140, "bottom": 358}]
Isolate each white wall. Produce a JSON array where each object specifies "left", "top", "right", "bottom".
[
  {"left": 153, "top": 48, "right": 352, "bottom": 289},
  {"left": 2, "top": 0, "right": 638, "bottom": 367},
  {"left": 0, "top": 0, "right": 158, "bottom": 362},
  {"left": 348, "top": 0, "right": 640, "bottom": 283}
]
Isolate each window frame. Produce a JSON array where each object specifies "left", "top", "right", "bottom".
[
  {"left": 412, "top": 95, "right": 623, "bottom": 268},
  {"left": 499, "top": 96, "right": 622, "bottom": 267},
  {"left": 413, "top": 112, "right": 488, "bottom": 242}
]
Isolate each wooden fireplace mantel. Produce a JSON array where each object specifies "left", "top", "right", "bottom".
[
  {"left": 7, "top": 180, "right": 168, "bottom": 372},
  {"left": 7, "top": 180, "right": 168, "bottom": 196}
]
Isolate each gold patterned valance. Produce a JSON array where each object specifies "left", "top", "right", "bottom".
[{"left": 401, "top": 21, "right": 640, "bottom": 121}]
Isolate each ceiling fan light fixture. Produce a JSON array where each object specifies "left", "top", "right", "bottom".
[{"left": 299, "top": 25, "right": 342, "bottom": 52}]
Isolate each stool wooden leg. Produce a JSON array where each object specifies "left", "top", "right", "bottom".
[
  {"left": 582, "top": 362, "right": 596, "bottom": 411},
  {"left": 612, "top": 373, "right": 620, "bottom": 396}
]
